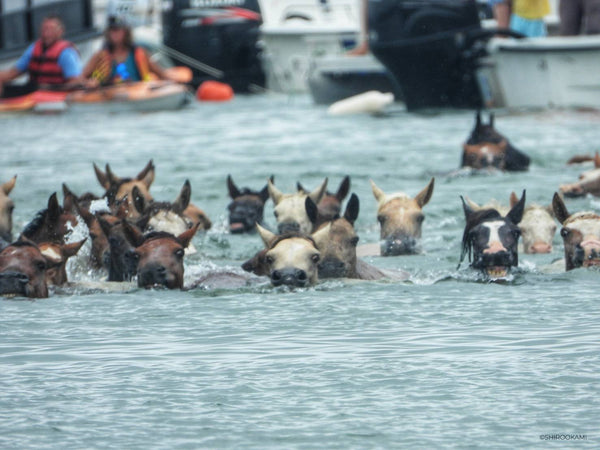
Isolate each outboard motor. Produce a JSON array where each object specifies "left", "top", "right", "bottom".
[
  {"left": 162, "top": 0, "right": 265, "bottom": 92},
  {"left": 368, "top": 0, "right": 493, "bottom": 111}
]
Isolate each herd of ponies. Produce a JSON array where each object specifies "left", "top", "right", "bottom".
[{"left": 2, "top": 112, "right": 600, "bottom": 298}]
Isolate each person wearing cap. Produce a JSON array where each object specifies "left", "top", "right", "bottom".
[
  {"left": 81, "top": 16, "right": 173, "bottom": 86},
  {"left": 0, "top": 15, "right": 82, "bottom": 97}
]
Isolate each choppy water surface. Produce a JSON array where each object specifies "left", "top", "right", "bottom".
[{"left": 1, "top": 96, "right": 598, "bottom": 448}]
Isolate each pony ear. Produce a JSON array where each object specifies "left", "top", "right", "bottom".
[
  {"left": 336, "top": 175, "right": 351, "bottom": 201},
  {"left": 296, "top": 181, "right": 307, "bottom": 194},
  {"left": 173, "top": 180, "right": 191, "bottom": 213},
  {"left": 177, "top": 223, "right": 199, "bottom": 248},
  {"left": 305, "top": 196, "right": 319, "bottom": 225},
  {"left": 227, "top": 175, "right": 241, "bottom": 199},
  {"left": 256, "top": 223, "right": 276, "bottom": 247},
  {"left": 62, "top": 183, "right": 76, "bottom": 213},
  {"left": 311, "top": 222, "right": 331, "bottom": 247},
  {"left": 343, "top": 193, "right": 360, "bottom": 225},
  {"left": 241, "top": 249, "right": 269, "bottom": 276},
  {"left": 94, "top": 163, "right": 110, "bottom": 189},
  {"left": 98, "top": 216, "right": 113, "bottom": 239},
  {"left": 461, "top": 195, "right": 475, "bottom": 220},
  {"left": 62, "top": 238, "right": 87, "bottom": 258},
  {"left": 509, "top": 191, "right": 519, "bottom": 209},
  {"left": 131, "top": 186, "right": 146, "bottom": 214},
  {"left": 463, "top": 196, "right": 480, "bottom": 211},
  {"left": 308, "top": 178, "right": 328, "bottom": 205},
  {"left": 259, "top": 177, "right": 272, "bottom": 203},
  {"left": 506, "top": 190, "right": 526, "bottom": 225},
  {"left": 552, "top": 192, "right": 570, "bottom": 225},
  {"left": 46, "top": 192, "right": 61, "bottom": 225},
  {"left": 370, "top": 180, "right": 386, "bottom": 205},
  {"left": 415, "top": 177, "right": 435, "bottom": 208},
  {"left": 267, "top": 178, "right": 284, "bottom": 205},
  {"left": 105, "top": 164, "right": 120, "bottom": 186},
  {"left": 122, "top": 221, "right": 145, "bottom": 248},
  {"left": 137, "top": 159, "right": 155, "bottom": 188},
  {"left": 2, "top": 175, "right": 16, "bottom": 195}
]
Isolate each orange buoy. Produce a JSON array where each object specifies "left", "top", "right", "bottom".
[{"left": 196, "top": 81, "right": 234, "bottom": 102}]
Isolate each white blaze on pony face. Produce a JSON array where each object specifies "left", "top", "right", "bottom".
[
  {"left": 520, "top": 206, "right": 556, "bottom": 254},
  {"left": 482, "top": 221, "right": 507, "bottom": 253}
]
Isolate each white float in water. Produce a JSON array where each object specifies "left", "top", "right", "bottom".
[{"left": 327, "top": 91, "right": 394, "bottom": 116}]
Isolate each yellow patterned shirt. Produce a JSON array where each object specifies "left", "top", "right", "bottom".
[{"left": 513, "top": 0, "right": 551, "bottom": 20}]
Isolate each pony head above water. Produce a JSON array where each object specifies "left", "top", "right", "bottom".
[
  {"left": 94, "top": 159, "right": 155, "bottom": 218},
  {"left": 227, "top": 175, "right": 271, "bottom": 234},
  {"left": 509, "top": 192, "right": 556, "bottom": 254},
  {"left": 38, "top": 239, "right": 86, "bottom": 286},
  {"left": 462, "top": 112, "right": 530, "bottom": 171},
  {"left": 0, "top": 240, "right": 48, "bottom": 298},
  {"left": 459, "top": 190, "right": 526, "bottom": 278},
  {"left": 257, "top": 224, "right": 320, "bottom": 287},
  {"left": 559, "top": 152, "right": 600, "bottom": 198},
  {"left": 297, "top": 175, "right": 350, "bottom": 228},
  {"left": 21, "top": 192, "right": 78, "bottom": 244},
  {"left": 552, "top": 192, "right": 600, "bottom": 271},
  {"left": 268, "top": 178, "right": 327, "bottom": 234},
  {"left": 311, "top": 193, "right": 360, "bottom": 278},
  {"left": 371, "top": 178, "right": 434, "bottom": 256},
  {"left": 125, "top": 224, "right": 199, "bottom": 289},
  {"left": 0, "top": 175, "right": 16, "bottom": 244}
]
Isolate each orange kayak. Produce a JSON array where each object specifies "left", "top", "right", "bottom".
[{"left": 0, "top": 90, "right": 67, "bottom": 113}]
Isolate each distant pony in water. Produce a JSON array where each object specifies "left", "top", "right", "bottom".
[
  {"left": 0, "top": 175, "right": 17, "bottom": 248},
  {"left": 297, "top": 175, "right": 350, "bottom": 229},
  {"left": 462, "top": 112, "right": 530, "bottom": 171},
  {"left": 227, "top": 175, "right": 271, "bottom": 234}
]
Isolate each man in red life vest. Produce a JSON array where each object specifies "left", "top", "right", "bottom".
[{"left": 0, "top": 15, "right": 82, "bottom": 98}]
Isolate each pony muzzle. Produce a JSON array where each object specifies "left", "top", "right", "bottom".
[
  {"left": 381, "top": 235, "right": 418, "bottom": 256},
  {"left": 0, "top": 271, "right": 30, "bottom": 297},
  {"left": 270, "top": 268, "right": 309, "bottom": 287}
]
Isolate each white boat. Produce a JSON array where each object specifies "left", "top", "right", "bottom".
[
  {"left": 258, "top": 0, "right": 361, "bottom": 93},
  {"left": 479, "top": 35, "right": 600, "bottom": 110}
]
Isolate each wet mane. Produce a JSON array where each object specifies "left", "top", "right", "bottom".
[
  {"left": 459, "top": 208, "right": 503, "bottom": 266},
  {"left": 269, "top": 231, "right": 317, "bottom": 250},
  {"left": 143, "top": 231, "right": 180, "bottom": 243},
  {"left": 21, "top": 208, "right": 64, "bottom": 238}
]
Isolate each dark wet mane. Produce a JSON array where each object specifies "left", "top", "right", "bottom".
[
  {"left": 7, "top": 240, "right": 40, "bottom": 250},
  {"left": 21, "top": 208, "right": 63, "bottom": 238},
  {"left": 269, "top": 231, "right": 317, "bottom": 250},
  {"left": 143, "top": 231, "right": 179, "bottom": 243},
  {"left": 459, "top": 208, "right": 503, "bottom": 266}
]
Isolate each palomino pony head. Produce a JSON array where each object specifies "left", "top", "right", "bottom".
[
  {"left": 509, "top": 191, "right": 556, "bottom": 254},
  {"left": 257, "top": 224, "right": 321, "bottom": 287},
  {"left": 38, "top": 239, "right": 86, "bottom": 286},
  {"left": 124, "top": 224, "right": 199, "bottom": 289},
  {"left": 0, "top": 240, "right": 49, "bottom": 298},
  {"left": 227, "top": 175, "right": 271, "bottom": 234},
  {"left": 552, "top": 192, "right": 600, "bottom": 270},
  {"left": 459, "top": 190, "right": 526, "bottom": 278},
  {"left": 94, "top": 160, "right": 155, "bottom": 218},
  {"left": 268, "top": 178, "right": 328, "bottom": 234},
  {"left": 462, "top": 111, "right": 530, "bottom": 171},
  {"left": 297, "top": 175, "right": 350, "bottom": 228},
  {"left": 21, "top": 192, "right": 78, "bottom": 244},
  {"left": 0, "top": 175, "right": 16, "bottom": 244},
  {"left": 371, "top": 178, "right": 434, "bottom": 256},
  {"left": 311, "top": 193, "right": 360, "bottom": 278}
]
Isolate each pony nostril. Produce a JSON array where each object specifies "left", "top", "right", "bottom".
[
  {"left": 271, "top": 270, "right": 282, "bottom": 281},
  {"left": 296, "top": 270, "right": 307, "bottom": 281}
]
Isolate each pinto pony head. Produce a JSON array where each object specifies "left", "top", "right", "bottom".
[
  {"left": 227, "top": 175, "right": 271, "bottom": 234},
  {"left": 0, "top": 176, "right": 16, "bottom": 243},
  {"left": 459, "top": 190, "right": 526, "bottom": 278},
  {"left": 552, "top": 193, "right": 600, "bottom": 271},
  {"left": 94, "top": 160, "right": 155, "bottom": 218},
  {"left": 257, "top": 224, "right": 320, "bottom": 287},
  {"left": 371, "top": 178, "right": 434, "bottom": 256},
  {"left": 268, "top": 178, "right": 327, "bottom": 234},
  {"left": 462, "top": 112, "right": 530, "bottom": 171},
  {"left": 0, "top": 240, "right": 48, "bottom": 298},
  {"left": 125, "top": 224, "right": 198, "bottom": 289},
  {"left": 311, "top": 193, "right": 360, "bottom": 278}
]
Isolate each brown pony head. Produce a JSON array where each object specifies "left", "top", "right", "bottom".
[
  {"left": 21, "top": 192, "right": 78, "bottom": 244},
  {"left": 0, "top": 240, "right": 48, "bottom": 298},
  {"left": 311, "top": 193, "right": 360, "bottom": 278},
  {"left": 297, "top": 175, "right": 350, "bottom": 228},
  {"left": 227, "top": 175, "right": 271, "bottom": 233},
  {"left": 0, "top": 175, "right": 16, "bottom": 244},
  {"left": 553, "top": 193, "right": 600, "bottom": 271},
  {"left": 560, "top": 152, "right": 600, "bottom": 198},
  {"left": 38, "top": 239, "right": 86, "bottom": 286},
  {"left": 257, "top": 224, "right": 320, "bottom": 287},
  {"left": 125, "top": 224, "right": 199, "bottom": 289},
  {"left": 94, "top": 160, "right": 155, "bottom": 218},
  {"left": 371, "top": 178, "right": 434, "bottom": 256},
  {"left": 462, "top": 112, "right": 530, "bottom": 171}
]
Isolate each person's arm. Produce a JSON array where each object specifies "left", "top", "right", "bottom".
[
  {"left": 0, "top": 43, "right": 34, "bottom": 82},
  {"left": 492, "top": 0, "right": 511, "bottom": 29},
  {"left": 147, "top": 55, "right": 169, "bottom": 80},
  {"left": 0, "top": 67, "right": 23, "bottom": 83}
]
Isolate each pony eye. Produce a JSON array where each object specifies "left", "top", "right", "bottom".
[
  {"left": 311, "top": 254, "right": 320, "bottom": 263},
  {"left": 377, "top": 215, "right": 385, "bottom": 224},
  {"left": 273, "top": 211, "right": 279, "bottom": 219},
  {"left": 175, "top": 249, "right": 184, "bottom": 259},
  {"left": 349, "top": 236, "right": 359, "bottom": 246},
  {"left": 36, "top": 261, "right": 46, "bottom": 271},
  {"left": 560, "top": 228, "right": 570, "bottom": 238},
  {"left": 416, "top": 214, "right": 425, "bottom": 223},
  {"left": 265, "top": 255, "right": 274, "bottom": 264}
]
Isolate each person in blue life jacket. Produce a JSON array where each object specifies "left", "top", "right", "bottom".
[{"left": 0, "top": 15, "right": 82, "bottom": 98}]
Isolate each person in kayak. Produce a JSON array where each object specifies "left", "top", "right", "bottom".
[
  {"left": 82, "top": 16, "right": 175, "bottom": 86},
  {"left": 0, "top": 15, "right": 82, "bottom": 98}
]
